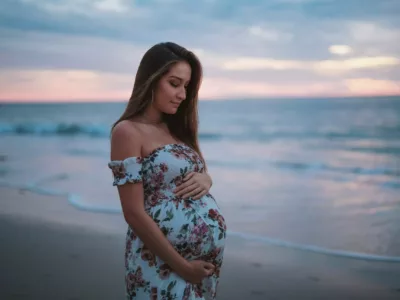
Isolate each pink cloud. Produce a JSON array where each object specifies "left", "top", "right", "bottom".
[{"left": 1, "top": 69, "right": 399, "bottom": 103}]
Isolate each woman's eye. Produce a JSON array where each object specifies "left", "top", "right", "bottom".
[{"left": 170, "top": 82, "right": 179, "bottom": 87}]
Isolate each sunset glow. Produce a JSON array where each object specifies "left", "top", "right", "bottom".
[{"left": 0, "top": 0, "right": 399, "bottom": 102}]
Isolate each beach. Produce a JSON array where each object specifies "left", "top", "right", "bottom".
[
  {"left": 1, "top": 186, "right": 399, "bottom": 300},
  {"left": 1, "top": 98, "right": 400, "bottom": 299}
]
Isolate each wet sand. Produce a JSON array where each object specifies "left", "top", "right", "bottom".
[{"left": 1, "top": 187, "right": 399, "bottom": 299}]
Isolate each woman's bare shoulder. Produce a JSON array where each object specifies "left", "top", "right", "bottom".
[
  {"left": 110, "top": 120, "right": 143, "bottom": 160},
  {"left": 112, "top": 120, "right": 142, "bottom": 139}
]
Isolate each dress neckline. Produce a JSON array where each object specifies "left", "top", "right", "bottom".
[{"left": 142, "top": 143, "right": 190, "bottom": 160}]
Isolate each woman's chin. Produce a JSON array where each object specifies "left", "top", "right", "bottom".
[{"left": 164, "top": 107, "right": 179, "bottom": 115}]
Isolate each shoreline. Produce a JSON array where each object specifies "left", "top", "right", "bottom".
[
  {"left": 2, "top": 181, "right": 399, "bottom": 262},
  {"left": 1, "top": 186, "right": 400, "bottom": 299}
]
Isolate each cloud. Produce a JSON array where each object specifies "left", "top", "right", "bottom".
[
  {"left": 222, "top": 58, "right": 305, "bottom": 71},
  {"left": 344, "top": 78, "right": 400, "bottom": 96},
  {"left": 329, "top": 45, "right": 353, "bottom": 56},
  {"left": 20, "top": 0, "right": 131, "bottom": 15},
  {"left": 1, "top": 1, "right": 399, "bottom": 58},
  {"left": 248, "top": 26, "right": 293, "bottom": 42},
  {"left": 0, "top": 68, "right": 133, "bottom": 101},
  {"left": 313, "top": 56, "right": 400, "bottom": 74},
  {"left": 222, "top": 56, "right": 400, "bottom": 74},
  {"left": 347, "top": 21, "right": 400, "bottom": 44},
  {"left": 200, "top": 76, "right": 346, "bottom": 99},
  {"left": 0, "top": 0, "right": 399, "bottom": 100},
  {"left": 0, "top": 68, "right": 324, "bottom": 101},
  {"left": 0, "top": 29, "right": 148, "bottom": 74},
  {"left": 2, "top": 67, "right": 398, "bottom": 102},
  {"left": 93, "top": 0, "right": 129, "bottom": 13}
]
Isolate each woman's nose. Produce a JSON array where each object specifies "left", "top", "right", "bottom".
[{"left": 177, "top": 88, "right": 186, "bottom": 100}]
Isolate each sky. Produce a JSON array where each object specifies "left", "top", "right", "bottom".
[{"left": 0, "top": 0, "right": 399, "bottom": 102}]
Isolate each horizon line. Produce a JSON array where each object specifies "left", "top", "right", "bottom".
[{"left": 0, "top": 94, "right": 399, "bottom": 104}]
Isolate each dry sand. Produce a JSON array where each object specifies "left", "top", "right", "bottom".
[{"left": 1, "top": 187, "right": 400, "bottom": 299}]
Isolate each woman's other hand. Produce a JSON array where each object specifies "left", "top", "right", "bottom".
[
  {"left": 179, "top": 260, "right": 215, "bottom": 284},
  {"left": 174, "top": 172, "right": 212, "bottom": 200}
]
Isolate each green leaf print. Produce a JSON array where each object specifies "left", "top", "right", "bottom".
[
  {"left": 180, "top": 224, "right": 189, "bottom": 234},
  {"left": 184, "top": 209, "right": 195, "bottom": 219},
  {"left": 167, "top": 280, "right": 177, "bottom": 291},
  {"left": 161, "top": 226, "right": 168, "bottom": 235},
  {"left": 161, "top": 208, "right": 174, "bottom": 222},
  {"left": 166, "top": 209, "right": 174, "bottom": 219},
  {"left": 180, "top": 167, "right": 188, "bottom": 176},
  {"left": 154, "top": 209, "right": 161, "bottom": 219},
  {"left": 161, "top": 226, "right": 173, "bottom": 236},
  {"left": 191, "top": 214, "right": 198, "bottom": 225}
]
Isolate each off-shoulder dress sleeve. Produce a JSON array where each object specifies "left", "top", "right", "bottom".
[{"left": 108, "top": 156, "right": 143, "bottom": 186}]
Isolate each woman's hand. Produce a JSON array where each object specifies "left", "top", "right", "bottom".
[
  {"left": 174, "top": 172, "right": 212, "bottom": 200},
  {"left": 179, "top": 260, "right": 215, "bottom": 284}
]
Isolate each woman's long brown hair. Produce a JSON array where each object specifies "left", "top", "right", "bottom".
[{"left": 111, "top": 42, "right": 207, "bottom": 169}]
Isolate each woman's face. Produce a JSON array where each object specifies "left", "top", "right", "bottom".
[{"left": 153, "top": 61, "right": 192, "bottom": 115}]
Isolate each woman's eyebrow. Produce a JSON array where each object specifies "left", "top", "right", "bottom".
[{"left": 169, "top": 75, "right": 183, "bottom": 81}]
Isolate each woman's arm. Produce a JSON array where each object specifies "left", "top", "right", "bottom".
[
  {"left": 111, "top": 121, "right": 189, "bottom": 275},
  {"left": 110, "top": 121, "right": 213, "bottom": 282}
]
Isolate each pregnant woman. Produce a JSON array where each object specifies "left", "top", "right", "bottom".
[{"left": 108, "top": 42, "right": 226, "bottom": 299}]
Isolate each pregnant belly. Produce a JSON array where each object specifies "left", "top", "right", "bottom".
[{"left": 148, "top": 195, "right": 226, "bottom": 261}]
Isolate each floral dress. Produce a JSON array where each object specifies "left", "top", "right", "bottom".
[{"left": 108, "top": 143, "right": 226, "bottom": 300}]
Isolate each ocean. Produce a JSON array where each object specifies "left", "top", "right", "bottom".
[{"left": 1, "top": 96, "right": 399, "bottom": 261}]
